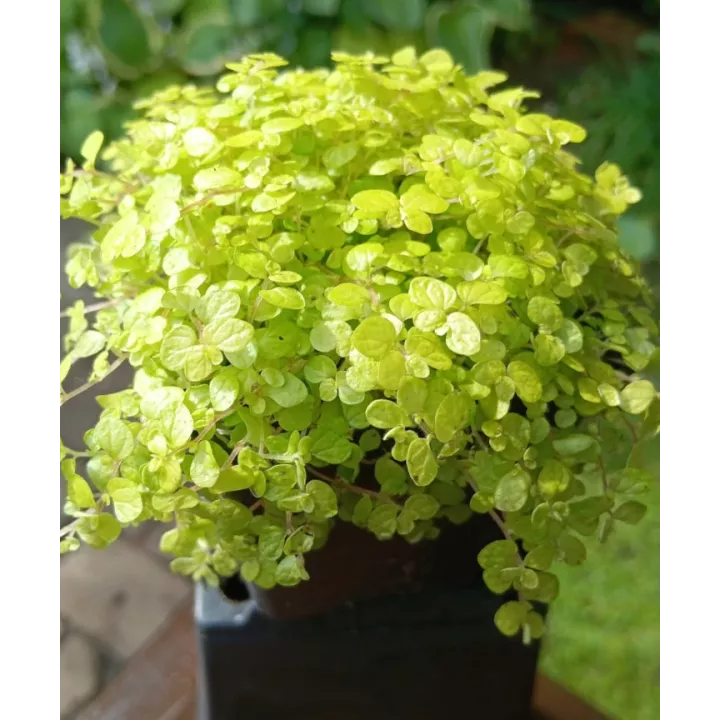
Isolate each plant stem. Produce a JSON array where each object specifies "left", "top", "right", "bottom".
[
  {"left": 555, "top": 230, "right": 574, "bottom": 248},
  {"left": 621, "top": 415, "right": 639, "bottom": 443},
  {"left": 63, "top": 448, "right": 92, "bottom": 459},
  {"left": 576, "top": 303, "right": 598, "bottom": 322},
  {"left": 472, "top": 235, "right": 487, "bottom": 254},
  {"left": 221, "top": 441, "right": 245, "bottom": 471},
  {"left": 488, "top": 508, "right": 528, "bottom": 603},
  {"left": 181, "top": 189, "right": 240, "bottom": 215},
  {"left": 545, "top": 219, "right": 600, "bottom": 239},
  {"left": 488, "top": 509, "right": 515, "bottom": 544},
  {"left": 488, "top": 508, "right": 525, "bottom": 569},
  {"left": 307, "top": 466, "right": 400, "bottom": 505},
  {"left": 472, "top": 429, "right": 489, "bottom": 451},
  {"left": 465, "top": 472, "right": 479, "bottom": 494},
  {"left": 247, "top": 279, "right": 270, "bottom": 323},
  {"left": 60, "top": 298, "right": 123, "bottom": 318},
  {"left": 597, "top": 453, "right": 609, "bottom": 493},
  {"left": 74, "top": 169, "right": 138, "bottom": 192},
  {"left": 307, "top": 262, "right": 342, "bottom": 280},
  {"left": 177, "top": 410, "right": 233, "bottom": 453},
  {"left": 60, "top": 354, "right": 128, "bottom": 406}
]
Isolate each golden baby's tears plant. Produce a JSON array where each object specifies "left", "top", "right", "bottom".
[{"left": 60, "top": 49, "right": 659, "bottom": 641}]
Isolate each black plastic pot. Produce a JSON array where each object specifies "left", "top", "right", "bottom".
[{"left": 194, "top": 515, "right": 544, "bottom": 720}]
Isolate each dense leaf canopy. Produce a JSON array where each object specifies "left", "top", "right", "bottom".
[{"left": 60, "top": 48, "right": 659, "bottom": 641}]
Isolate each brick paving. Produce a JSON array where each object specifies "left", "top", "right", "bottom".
[{"left": 61, "top": 220, "right": 191, "bottom": 718}]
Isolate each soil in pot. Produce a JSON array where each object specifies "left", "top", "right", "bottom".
[{"left": 224, "top": 511, "right": 504, "bottom": 618}]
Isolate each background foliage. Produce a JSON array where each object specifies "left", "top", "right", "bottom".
[
  {"left": 557, "top": 32, "right": 659, "bottom": 267},
  {"left": 61, "top": 0, "right": 533, "bottom": 160},
  {"left": 543, "top": 450, "right": 659, "bottom": 720}
]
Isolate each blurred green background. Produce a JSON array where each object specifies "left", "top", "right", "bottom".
[{"left": 60, "top": 2, "right": 659, "bottom": 717}]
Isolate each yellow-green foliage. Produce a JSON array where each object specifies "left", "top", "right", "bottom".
[{"left": 60, "top": 49, "right": 659, "bottom": 641}]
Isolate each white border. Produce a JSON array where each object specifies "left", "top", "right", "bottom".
[
  {"left": 660, "top": 1, "right": 719, "bottom": 717},
  {"left": 0, "top": 3, "right": 59, "bottom": 716}
]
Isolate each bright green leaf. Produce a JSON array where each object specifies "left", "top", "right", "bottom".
[
  {"left": 108, "top": 478, "right": 143, "bottom": 523},
  {"left": 352, "top": 316, "right": 396, "bottom": 359},
  {"left": 190, "top": 441, "right": 220, "bottom": 488},
  {"left": 366, "top": 399, "right": 409, "bottom": 429},
  {"left": 351, "top": 189, "right": 399, "bottom": 214},
  {"left": 260, "top": 287, "right": 305, "bottom": 310},
  {"left": 507, "top": 361, "right": 542, "bottom": 404},
  {"left": 406, "top": 438, "right": 438, "bottom": 486},
  {"left": 619, "top": 380, "right": 656, "bottom": 415},
  {"left": 94, "top": 416, "right": 134, "bottom": 460},
  {"left": 494, "top": 467, "right": 530, "bottom": 512}
]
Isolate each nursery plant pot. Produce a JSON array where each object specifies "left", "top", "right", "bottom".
[{"left": 195, "top": 513, "right": 545, "bottom": 720}]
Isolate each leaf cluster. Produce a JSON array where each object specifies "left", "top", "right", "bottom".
[{"left": 60, "top": 47, "right": 660, "bottom": 641}]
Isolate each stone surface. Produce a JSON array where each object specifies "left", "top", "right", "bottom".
[
  {"left": 61, "top": 633, "right": 101, "bottom": 717},
  {"left": 60, "top": 539, "right": 190, "bottom": 658},
  {"left": 123, "top": 521, "right": 174, "bottom": 564},
  {"left": 141, "top": 523, "right": 173, "bottom": 563}
]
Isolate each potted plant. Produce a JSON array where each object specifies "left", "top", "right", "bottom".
[{"left": 60, "top": 48, "right": 659, "bottom": 719}]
